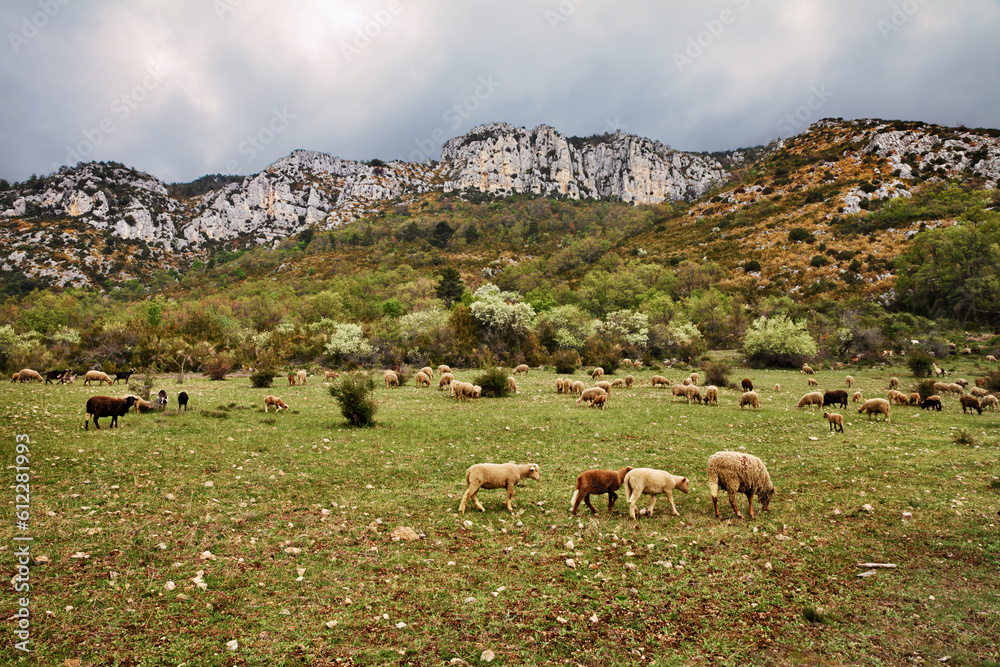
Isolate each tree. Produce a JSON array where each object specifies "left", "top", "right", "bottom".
[
  {"left": 435, "top": 267, "right": 465, "bottom": 308},
  {"left": 429, "top": 221, "right": 454, "bottom": 249},
  {"left": 469, "top": 284, "right": 536, "bottom": 357},
  {"left": 464, "top": 223, "right": 482, "bottom": 245},
  {"left": 742, "top": 315, "right": 817, "bottom": 368}
]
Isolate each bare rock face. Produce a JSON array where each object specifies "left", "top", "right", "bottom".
[
  {"left": 861, "top": 124, "right": 1000, "bottom": 185},
  {"left": 441, "top": 122, "right": 729, "bottom": 203}
]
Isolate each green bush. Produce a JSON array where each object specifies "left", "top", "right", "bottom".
[
  {"left": 913, "top": 379, "right": 937, "bottom": 400},
  {"left": 788, "top": 228, "right": 812, "bottom": 242},
  {"left": 329, "top": 372, "right": 378, "bottom": 427},
  {"left": 472, "top": 366, "right": 511, "bottom": 398},
  {"left": 907, "top": 352, "right": 935, "bottom": 378},
  {"left": 742, "top": 315, "right": 817, "bottom": 368},
  {"left": 203, "top": 353, "right": 233, "bottom": 381},
  {"left": 981, "top": 370, "right": 1000, "bottom": 393},
  {"left": 551, "top": 350, "right": 580, "bottom": 375},
  {"left": 744, "top": 259, "right": 761, "bottom": 272},
  {"left": 810, "top": 255, "right": 829, "bottom": 267},
  {"left": 699, "top": 359, "right": 730, "bottom": 387},
  {"left": 249, "top": 369, "right": 276, "bottom": 388}
]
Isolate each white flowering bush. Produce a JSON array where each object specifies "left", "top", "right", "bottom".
[
  {"left": 599, "top": 310, "right": 649, "bottom": 348},
  {"left": 742, "top": 315, "right": 817, "bottom": 367},
  {"left": 469, "top": 283, "right": 536, "bottom": 344},
  {"left": 533, "top": 305, "right": 595, "bottom": 351},
  {"left": 324, "top": 323, "right": 373, "bottom": 358},
  {"left": 398, "top": 308, "right": 450, "bottom": 350}
]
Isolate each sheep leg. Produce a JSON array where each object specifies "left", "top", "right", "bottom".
[
  {"left": 727, "top": 492, "right": 743, "bottom": 519},
  {"left": 583, "top": 493, "right": 598, "bottom": 515},
  {"left": 666, "top": 489, "right": 679, "bottom": 516},
  {"left": 505, "top": 483, "right": 515, "bottom": 512},
  {"left": 606, "top": 490, "right": 616, "bottom": 513},
  {"left": 746, "top": 491, "right": 755, "bottom": 519},
  {"left": 647, "top": 495, "right": 657, "bottom": 517},
  {"left": 458, "top": 485, "right": 479, "bottom": 514}
]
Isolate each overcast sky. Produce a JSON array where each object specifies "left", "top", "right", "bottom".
[{"left": 2, "top": 0, "right": 998, "bottom": 184}]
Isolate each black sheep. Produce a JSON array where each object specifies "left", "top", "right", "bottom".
[
  {"left": 84, "top": 396, "right": 138, "bottom": 430},
  {"left": 822, "top": 390, "right": 848, "bottom": 409},
  {"left": 178, "top": 391, "right": 189, "bottom": 411}
]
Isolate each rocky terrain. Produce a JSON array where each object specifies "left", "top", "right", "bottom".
[{"left": 1, "top": 118, "right": 998, "bottom": 290}]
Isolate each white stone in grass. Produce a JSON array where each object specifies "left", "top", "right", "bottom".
[
  {"left": 557, "top": 616, "right": 568, "bottom": 624},
  {"left": 395, "top": 621, "right": 407, "bottom": 629},
  {"left": 464, "top": 597, "right": 477, "bottom": 604},
  {"left": 565, "top": 539, "right": 574, "bottom": 550},
  {"left": 164, "top": 581, "right": 176, "bottom": 591},
  {"left": 226, "top": 640, "right": 238, "bottom": 651},
  {"left": 200, "top": 550, "right": 216, "bottom": 560},
  {"left": 343, "top": 597, "right": 352, "bottom": 605},
  {"left": 590, "top": 613, "right": 599, "bottom": 623},
  {"left": 296, "top": 568, "right": 306, "bottom": 576},
  {"left": 156, "top": 543, "right": 167, "bottom": 550},
  {"left": 565, "top": 558, "right": 576, "bottom": 569},
  {"left": 862, "top": 504, "right": 874, "bottom": 513},
  {"left": 204, "top": 481, "right": 214, "bottom": 488},
  {"left": 765, "top": 562, "right": 773, "bottom": 570},
  {"left": 165, "top": 493, "right": 176, "bottom": 501},
  {"left": 480, "top": 649, "right": 496, "bottom": 662},
  {"left": 325, "top": 620, "right": 338, "bottom": 628},
  {"left": 463, "top": 520, "right": 473, "bottom": 528},
  {"left": 279, "top": 609, "right": 290, "bottom": 615}
]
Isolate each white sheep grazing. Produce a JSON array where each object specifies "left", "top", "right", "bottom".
[
  {"left": 571, "top": 380, "right": 586, "bottom": 395},
  {"left": 796, "top": 391, "right": 824, "bottom": 409},
  {"left": 887, "top": 389, "right": 909, "bottom": 406},
  {"left": 807, "top": 377, "right": 818, "bottom": 387},
  {"left": 625, "top": 375, "right": 634, "bottom": 388},
  {"left": 858, "top": 398, "right": 891, "bottom": 422},
  {"left": 513, "top": 364, "right": 530, "bottom": 376},
  {"left": 739, "top": 391, "right": 760, "bottom": 410},
  {"left": 982, "top": 395, "right": 998, "bottom": 411},
  {"left": 591, "top": 367, "right": 604, "bottom": 379},
  {"left": 671, "top": 384, "right": 687, "bottom": 401},
  {"left": 419, "top": 366, "right": 434, "bottom": 380},
  {"left": 704, "top": 385, "right": 719, "bottom": 406},
  {"left": 576, "top": 386, "right": 607, "bottom": 407},
  {"left": 852, "top": 391, "right": 863, "bottom": 403},
  {"left": 688, "top": 372, "right": 699, "bottom": 385},
  {"left": 621, "top": 358, "right": 632, "bottom": 367},
  {"left": 986, "top": 355, "right": 997, "bottom": 362},
  {"left": 507, "top": 376, "right": 517, "bottom": 393},
  {"left": 707, "top": 451, "right": 775, "bottom": 520},
  {"left": 438, "top": 373, "right": 454, "bottom": 390},
  {"left": 264, "top": 395, "right": 289, "bottom": 412},
  {"left": 415, "top": 371, "right": 431, "bottom": 387},
  {"left": 452, "top": 381, "right": 475, "bottom": 401},
  {"left": 970, "top": 386, "right": 988, "bottom": 398},
  {"left": 888, "top": 376, "right": 899, "bottom": 390},
  {"left": 685, "top": 384, "right": 703, "bottom": 404},
  {"left": 459, "top": 463, "right": 540, "bottom": 513},
  {"left": 84, "top": 370, "right": 113, "bottom": 386},
  {"left": 845, "top": 375, "right": 854, "bottom": 388},
  {"left": 623, "top": 468, "right": 690, "bottom": 519},
  {"left": 650, "top": 375, "right": 670, "bottom": 388},
  {"left": 801, "top": 364, "right": 815, "bottom": 375},
  {"left": 774, "top": 383, "right": 780, "bottom": 393},
  {"left": 595, "top": 380, "right": 612, "bottom": 395},
  {"left": 611, "top": 378, "right": 625, "bottom": 388},
  {"left": 472, "top": 385, "right": 482, "bottom": 399},
  {"left": 438, "top": 364, "right": 452, "bottom": 376},
  {"left": 555, "top": 378, "right": 565, "bottom": 394},
  {"left": 384, "top": 371, "right": 399, "bottom": 388},
  {"left": 296, "top": 369, "right": 307, "bottom": 384}
]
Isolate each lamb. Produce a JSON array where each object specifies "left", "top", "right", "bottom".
[
  {"left": 986, "top": 355, "right": 997, "bottom": 362},
  {"left": 419, "top": 366, "right": 434, "bottom": 379},
  {"left": 288, "top": 373, "right": 296, "bottom": 385},
  {"left": 682, "top": 378, "right": 691, "bottom": 386},
  {"left": 621, "top": 358, "right": 633, "bottom": 368},
  {"left": 704, "top": 385, "right": 719, "bottom": 406},
  {"left": 84, "top": 395, "right": 138, "bottom": 430},
  {"left": 264, "top": 395, "right": 289, "bottom": 412},
  {"left": 945, "top": 383, "right": 965, "bottom": 396},
  {"left": 438, "top": 364, "right": 452, "bottom": 376},
  {"left": 822, "top": 390, "right": 848, "bottom": 408},
  {"left": 801, "top": 364, "right": 815, "bottom": 375},
  {"left": 156, "top": 389, "right": 168, "bottom": 409},
  {"left": 43, "top": 369, "right": 72, "bottom": 384},
  {"left": 415, "top": 371, "right": 431, "bottom": 387},
  {"left": 84, "top": 370, "right": 113, "bottom": 386},
  {"left": 688, "top": 372, "right": 699, "bottom": 385},
  {"left": 960, "top": 395, "right": 983, "bottom": 415},
  {"left": 707, "top": 451, "right": 775, "bottom": 520},
  {"left": 955, "top": 378, "right": 968, "bottom": 388},
  {"left": 10, "top": 373, "right": 19, "bottom": 383},
  {"left": 845, "top": 375, "right": 855, "bottom": 388},
  {"left": 555, "top": 378, "right": 565, "bottom": 394},
  {"left": 981, "top": 395, "right": 998, "bottom": 411},
  {"left": 591, "top": 367, "right": 604, "bottom": 379},
  {"left": 739, "top": 391, "right": 760, "bottom": 410},
  {"left": 624, "top": 375, "right": 634, "bottom": 388},
  {"left": 569, "top": 467, "right": 632, "bottom": 516},
  {"left": 590, "top": 393, "right": 607, "bottom": 409},
  {"left": 384, "top": 371, "right": 399, "bottom": 388},
  {"left": 595, "top": 380, "right": 612, "bottom": 394},
  {"left": 513, "top": 364, "right": 530, "bottom": 376},
  {"left": 823, "top": 411, "right": 844, "bottom": 433},
  {"left": 962, "top": 347, "right": 972, "bottom": 355},
  {"left": 858, "top": 398, "right": 891, "bottom": 422},
  {"left": 807, "top": 377, "right": 819, "bottom": 387},
  {"left": 908, "top": 392, "right": 921, "bottom": 406},
  {"left": 887, "top": 389, "right": 910, "bottom": 406},
  {"left": 671, "top": 384, "right": 687, "bottom": 401},
  {"left": 684, "top": 384, "right": 703, "bottom": 404},
  {"left": 296, "top": 369, "right": 308, "bottom": 385},
  {"left": 623, "top": 468, "right": 691, "bottom": 519},
  {"left": 507, "top": 376, "right": 518, "bottom": 394},
  {"left": 132, "top": 397, "right": 154, "bottom": 413},
  {"left": 796, "top": 391, "right": 824, "bottom": 409},
  {"left": 324, "top": 370, "right": 341, "bottom": 380},
  {"left": 570, "top": 380, "right": 586, "bottom": 395},
  {"left": 17, "top": 369, "right": 43, "bottom": 383},
  {"left": 852, "top": 391, "right": 864, "bottom": 403},
  {"left": 452, "top": 381, "right": 476, "bottom": 401},
  {"left": 438, "top": 373, "right": 454, "bottom": 390},
  {"left": 178, "top": 391, "right": 189, "bottom": 411},
  {"left": 458, "top": 462, "right": 540, "bottom": 514},
  {"left": 610, "top": 378, "right": 625, "bottom": 388},
  {"left": 920, "top": 395, "right": 942, "bottom": 411},
  {"left": 650, "top": 375, "right": 670, "bottom": 388},
  {"left": 774, "top": 383, "right": 780, "bottom": 393},
  {"left": 577, "top": 386, "right": 607, "bottom": 407},
  {"left": 741, "top": 378, "right": 753, "bottom": 392},
  {"left": 113, "top": 369, "right": 136, "bottom": 385}
]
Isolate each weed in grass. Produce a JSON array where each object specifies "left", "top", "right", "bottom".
[{"left": 952, "top": 429, "right": 978, "bottom": 446}]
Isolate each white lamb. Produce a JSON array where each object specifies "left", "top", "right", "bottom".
[
  {"left": 458, "top": 463, "right": 540, "bottom": 514},
  {"left": 622, "top": 468, "right": 691, "bottom": 519}
]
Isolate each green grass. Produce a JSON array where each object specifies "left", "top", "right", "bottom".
[{"left": 3, "top": 361, "right": 1000, "bottom": 665}]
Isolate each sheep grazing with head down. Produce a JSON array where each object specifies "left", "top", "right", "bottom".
[
  {"left": 852, "top": 391, "right": 863, "bottom": 403},
  {"left": 459, "top": 462, "right": 540, "bottom": 514},
  {"left": 84, "top": 370, "right": 113, "bottom": 386},
  {"left": 438, "top": 364, "right": 452, "bottom": 376},
  {"left": 774, "top": 383, "right": 780, "bottom": 393},
  {"left": 419, "top": 366, "right": 434, "bottom": 380},
  {"left": 570, "top": 380, "right": 586, "bottom": 395},
  {"left": 981, "top": 395, "right": 998, "bottom": 411},
  {"left": 570, "top": 467, "right": 634, "bottom": 515},
  {"left": 610, "top": 378, "right": 624, "bottom": 388},
  {"left": 178, "top": 391, "right": 189, "bottom": 411},
  {"left": 324, "top": 370, "right": 341, "bottom": 380},
  {"left": 685, "top": 384, "right": 703, "bottom": 404},
  {"left": 513, "top": 364, "right": 530, "bottom": 376},
  {"left": 741, "top": 378, "right": 753, "bottom": 392},
  {"left": 688, "top": 372, "right": 699, "bottom": 385},
  {"left": 577, "top": 386, "right": 607, "bottom": 408},
  {"left": 438, "top": 372, "right": 454, "bottom": 390},
  {"left": 10, "top": 373, "right": 19, "bottom": 383},
  {"left": 797, "top": 392, "right": 824, "bottom": 409},
  {"left": 909, "top": 392, "right": 921, "bottom": 406},
  {"left": 507, "top": 376, "right": 518, "bottom": 394},
  {"left": 623, "top": 468, "right": 691, "bottom": 519},
  {"left": 920, "top": 395, "right": 942, "bottom": 411},
  {"left": 595, "top": 380, "right": 612, "bottom": 395},
  {"left": 17, "top": 369, "right": 43, "bottom": 383},
  {"left": 671, "top": 384, "right": 687, "bottom": 402},
  {"left": 858, "top": 398, "right": 891, "bottom": 422},
  {"left": 554, "top": 378, "right": 565, "bottom": 394},
  {"left": 704, "top": 385, "right": 719, "bottom": 406},
  {"left": 960, "top": 395, "right": 983, "bottom": 415},
  {"left": 384, "top": 371, "right": 399, "bottom": 388},
  {"left": 822, "top": 390, "right": 848, "bottom": 408},
  {"left": 970, "top": 386, "right": 988, "bottom": 398},
  {"left": 415, "top": 372, "right": 431, "bottom": 388},
  {"left": 739, "top": 391, "right": 760, "bottom": 410},
  {"left": 84, "top": 395, "right": 138, "bottom": 430},
  {"left": 887, "top": 389, "right": 910, "bottom": 406},
  {"left": 264, "top": 395, "right": 289, "bottom": 412},
  {"left": 801, "top": 364, "right": 815, "bottom": 375},
  {"left": 888, "top": 376, "right": 899, "bottom": 390},
  {"left": 824, "top": 411, "right": 844, "bottom": 433},
  {"left": 296, "top": 369, "right": 307, "bottom": 385},
  {"left": 287, "top": 374, "right": 296, "bottom": 386},
  {"left": 650, "top": 375, "right": 670, "bottom": 388},
  {"left": 707, "top": 451, "right": 775, "bottom": 520},
  {"left": 591, "top": 367, "right": 604, "bottom": 380},
  {"left": 845, "top": 375, "right": 855, "bottom": 388},
  {"left": 624, "top": 375, "right": 634, "bottom": 388},
  {"left": 807, "top": 377, "right": 819, "bottom": 387}
]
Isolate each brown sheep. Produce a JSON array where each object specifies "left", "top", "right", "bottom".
[
  {"left": 960, "top": 396, "right": 983, "bottom": 415},
  {"left": 84, "top": 396, "right": 138, "bottom": 430},
  {"left": 741, "top": 378, "right": 753, "bottom": 392},
  {"left": 954, "top": 378, "right": 968, "bottom": 388},
  {"left": 10, "top": 373, "right": 19, "bottom": 383},
  {"left": 822, "top": 390, "right": 848, "bottom": 408},
  {"left": 570, "top": 467, "right": 634, "bottom": 515},
  {"left": 858, "top": 398, "right": 891, "bottom": 422},
  {"left": 264, "top": 395, "right": 289, "bottom": 412},
  {"left": 774, "top": 383, "right": 780, "bottom": 393},
  {"left": 577, "top": 387, "right": 607, "bottom": 407},
  {"left": 287, "top": 374, "right": 296, "bottom": 386},
  {"left": 590, "top": 393, "right": 607, "bottom": 409},
  {"left": 324, "top": 370, "right": 341, "bottom": 380},
  {"left": 739, "top": 391, "right": 760, "bottom": 410},
  {"left": 908, "top": 392, "right": 921, "bottom": 406},
  {"left": 807, "top": 377, "right": 819, "bottom": 387},
  {"left": 823, "top": 411, "right": 844, "bottom": 433}
]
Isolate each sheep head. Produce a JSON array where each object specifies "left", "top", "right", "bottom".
[
  {"left": 526, "top": 464, "right": 541, "bottom": 483},
  {"left": 758, "top": 487, "right": 775, "bottom": 511}
]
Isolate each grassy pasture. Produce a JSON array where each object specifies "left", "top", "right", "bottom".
[{"left": 3, "top": 362, "right": 999, "bottom": 666}]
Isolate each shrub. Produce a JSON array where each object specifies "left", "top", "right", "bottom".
[
  {"left": 472, "top": 366, "right": 511, "bottom": 398},
  {"left": 329, "top": 372, "right": 378, "bottom": 427},
  {"left": 911, "top": 379, "right": 937, "bottom": 401},
  {"left": 249, "top": 369, "right": 276, "bottom": 388},
  {"left": 951, "top": 430, "right": 977, "bottom": 446},
  {"left": 744, "top": 259, "right": 761, "bottom": 272},
  {"left": 700, "top": 359, "right": 730, "bottom": 387},
  {"left": 907, "top": 352, "right": 935, "bottom": 378},
  {"left": 551, "top": 350, "right": 580, "bottom": 375},
  {"left": 810, "top": 255, "right": 829, "bottom": 267},
  {"left": 127, "top": 367, "right": 157, "bottom": 401},
  {"left": 788, "top": 228, "right": 812, "bottom": 243},
  {"left": 981, "top": 370, "right": 1000, "bottom": 393},
  {"left": 742, "top": 315, "right": 817, "bottom": 368},
  {"left": 203, "top": 353, "right": 233, "bottom": 381}
]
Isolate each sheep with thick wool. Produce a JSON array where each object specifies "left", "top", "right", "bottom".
[
  {"left": 577, "top": 386, "right": 607, "bottom": 407},
  {"left": 801, "top": 364, "right": 815, "bottom": 375},
  {"left": 296, "top": 369, "right": 308, "bottom": 385},
  {"left": 671, "top": 384, "right": 687, "bottom": 401},
  {"left": 845, "top": 375, "right": 855, "bottom": 388},
  {"left": 438, "top": 364, "right": 452, "bottom": 376},
  {"left": 623, "top": 468, "right": 691, "bottom": 519},
  {"left": 570, "top": 380, "right": 586, "bottom": 395},
  {"left": 624, "top": 375, "right": 634, "bottom": 388},
  {"left": 650, "top": 375, "right": 670, "bottom": 388},
  {"left": 807, "top": 377, "right": 819, "bottom": 387},
  {"left": 595, "top": 380, "right": 612, "bottom": 395},
  {"left": 741, "top": 378, "right": 753, "bottom": 391},
  {"left": 685, "top": 384, "right": 703, "bottom": 404},
  {"left": 555, "top": 378, "right": 565, "bottom": 394},
  {"left": 888, "top": 376, "right": 899, "bottom": 390},
  {"left": 909, "top": 392, "right": 921, "bottom": 405},
  {"left": 824, "top": 411, "right": 844, "bottom": 433},
  {"left": 84, "top": 370, "right": 113, "bottom": 386},
  {"left": 419, "top": 366, "right": 434, "bottom": 379},
  {"left": 384, "top": 371, "right": 399, "bottom": 388},
  {"left": 507, "top": 376, "right": 518, "bottom": 394},
  {"left": 707, "top": 451, "right": 775, "bottom": 520},
  {"left": 264, "top": 395, "right": 289, "bottom": 412},
  {"left": 591, "top": 367, "right": 604, "bottom": 379},
  {"left": 739, "top": 391, "right": 760, "bottom": 410},
  {"left": 688, "top": 372, "right": 699, "bottom": 385},
  {"left": 18, "top": 369, "right": 43, "bottom": 383},
  {"left": 796, "top": 391, "right": 824, "bottom": 409},
  {"left": 513, "top": 364, "right": 530, "bottom": 376},
  {"left": 459, "top": 462, "right": 540, "bottom": 514},
  {"left": 438, "top": 373, "right": 454, "bottom": 390},
  {"left": 858, "top": 398, "right": 891, "bottom": 422},
  {"left": 415, "top": 371, "right": 431, "bottom": 388},
  {"left": 704, "top": 385, "right": 719, "bottom": 406},
  {"left": 852, "top": 391, "right": 863, "bottom": 403},
  {"left": 887, "top": 389, "right": 909, "bottom": 406},
  {"left": 570, "top": 467, "right": 634, "bottom": 515},
  {"left": 610, "top": 378, "right": 624, "bottom": 388},
  {"left": 981, "top": 395, "right": 998, "bottom": 411}
]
